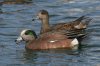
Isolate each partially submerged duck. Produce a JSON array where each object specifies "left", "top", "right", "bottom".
[
  {"left": 32, "top": 10, "right": 92, "bottom": 34},
  {"left": 15, "top": 29, "right": 85, "bottom": 50}
]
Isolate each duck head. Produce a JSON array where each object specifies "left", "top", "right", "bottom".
[
  {"left": 32, "top": 10, "right": 49, "bottom": 21},
  {"left": 15, "top": 29, "right": 37, "bottom": 44},
  {"left": 32, "top": 10, "right": 51, "bottom": 34}
]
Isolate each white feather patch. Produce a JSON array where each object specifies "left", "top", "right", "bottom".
[
  {"left": 71, "top": 38, "right": 79, "bottom": 49},
  {"left": 49, "top": 40, "right": 58, "bottom": 43}
]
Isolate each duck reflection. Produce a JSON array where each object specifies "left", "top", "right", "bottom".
[{"left": 22, "top": 48, "right": 82, "bottom": 64}]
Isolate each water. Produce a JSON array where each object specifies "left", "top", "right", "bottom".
[{"left": 0, "top": 0, "right": 100, "bottom": 66}]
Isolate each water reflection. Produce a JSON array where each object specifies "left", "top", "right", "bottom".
[
  {"left": 22, "top": 49, "right": 82, "bottom": 64},
  {"left": 21, "top": 47, "right": 97, "bottom": 66}
]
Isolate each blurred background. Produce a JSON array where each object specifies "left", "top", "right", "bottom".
[{"left": 0, "top": 0, "right": 100, "bottom": 66}]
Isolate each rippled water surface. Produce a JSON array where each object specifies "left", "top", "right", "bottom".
[{"left": 0, "top": 0, "right": 100, "bottom": 66}]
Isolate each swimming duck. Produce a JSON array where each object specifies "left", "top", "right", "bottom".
[
  {"left": 15, "top": 29, "right": 85, "bottom": 50},
  {"left": 32, "top": 10, "right": 92, "bottom": 34}
]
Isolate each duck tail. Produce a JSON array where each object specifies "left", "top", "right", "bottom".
[
  {"left": 75, "top": 16, "right": 92, "bottom": 24},
  {"left": 81, "top": 17, "right": 92, "bottom": 25},
  {"left": 73, "top": 16, "right": 92, "bottom": 29},
  {"left": 74, "top": 16, "right": 85, "bottom": 22},
  {"left": 74, "top": 16, "right": 92, "bottom": 23}
]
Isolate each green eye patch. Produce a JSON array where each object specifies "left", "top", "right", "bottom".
[{"left": 25, "top": 30, "right": 37, "bottom": 38}]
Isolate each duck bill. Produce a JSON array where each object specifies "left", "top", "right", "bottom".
[
  {"left": 32, "top": 16, "right": 39, "bottom": 21},
  {"left": 15, "top": 36, "right": 23, "bottom": 44}
]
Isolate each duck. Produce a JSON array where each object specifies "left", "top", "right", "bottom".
[
  {"left": 32, "top": 10, "right": 92, "bottom": 34},
  {"left": 15, "top": 29, "right": 86, "bottom": 50}
]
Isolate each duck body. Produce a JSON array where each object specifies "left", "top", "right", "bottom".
[
  {"left": 16, "top": 29, "right": 83, "bottom": 50},
  {"left": 33, "top": 10, "right": 92, "bottom": 34},
  {"left": 26, "top": 33, "right": 74, "bottom": 50}
]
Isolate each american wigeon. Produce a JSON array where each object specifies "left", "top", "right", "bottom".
[
  {"left": 32, "top": 10, "right": 92, "bottom": 34},
  {"left": 15, "top": 29, "right": 85, "bottom": 50}
]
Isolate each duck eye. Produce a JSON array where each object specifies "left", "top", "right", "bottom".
[
  {"left": 25, "top": 32, "right": 28, "bottom": 35},
  {"left": 41, "top": 11, "right": 46, "bottom": 14}
]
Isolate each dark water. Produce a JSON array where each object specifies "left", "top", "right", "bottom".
[{"left": 0, "top": 0, "right": 100, "bottom": 66}]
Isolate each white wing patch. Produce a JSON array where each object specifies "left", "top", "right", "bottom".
[{"left": 48, "top": 40, "right": 58, "bottom": 43}]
